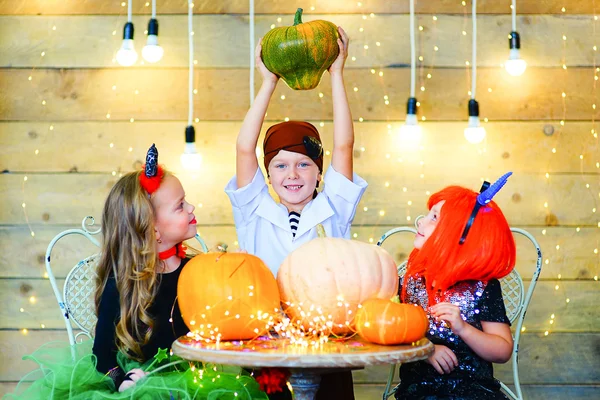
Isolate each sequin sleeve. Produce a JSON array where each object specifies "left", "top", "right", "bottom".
[
  {"left": 398, "top": 275, "right": 404, "bottom": 298},
  {"left": 479, "top": 279, "right": 510, "bottom": 325}
]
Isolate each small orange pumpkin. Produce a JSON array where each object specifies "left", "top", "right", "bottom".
[
  {"left": 178, "top": 252, "right": 280, "bottom": 341},
  {"left": 355, "top": 297, "right": 429, "bottom": 345}
]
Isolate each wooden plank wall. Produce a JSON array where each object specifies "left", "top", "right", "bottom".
[{"left": 0, "top": 0, "right": 599, "bottom": 398}]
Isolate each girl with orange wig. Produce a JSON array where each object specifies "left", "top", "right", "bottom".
[{"left": 397, "top": 173, "right": 516, "bottom": 400}]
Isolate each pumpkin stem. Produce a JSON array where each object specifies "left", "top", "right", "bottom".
[
  {"left": 390, "top": 295, "right": 401, "bottom": 304},
  {"left": 214, "top": 243, "right": 228, "bottom": 261},
  {"left": 316, "top": 224, "right": 327, "bottom": 238},
  {"left": 293, "top": 8, "right": 303, "bottom": 26}
]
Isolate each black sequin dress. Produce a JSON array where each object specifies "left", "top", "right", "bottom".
[{"left": 396, "top": 275, "right": 510, "bottom": 400}]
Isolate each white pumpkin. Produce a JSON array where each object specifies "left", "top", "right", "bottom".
[{"left": 277, "top": 225, "right": 398, "bottom": 335}]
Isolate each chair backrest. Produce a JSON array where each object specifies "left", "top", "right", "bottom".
[
  {"left": 63, "top": 254, "right": 101, "bottom": 338},
  {"left": 45, "top": 216, "right": 101, "bottom": 346},
  {"left": 377, "top": 226, "right": 543, "bottom": 400},
  {"left": 46, "top": 217, "right": 211, "bottom": 346}
]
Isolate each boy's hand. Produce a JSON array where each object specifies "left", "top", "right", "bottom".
[
  {"left": 118, "top": 368, "right": 147, "bottom": 392},
  {"left": 328, "top": 26, "right": 349, "bottom": 74},
  {"left": 256, "top": 39, "right": 279, "bottom": 84},
  {"left": 425, "top": 345, "right": 458, "bottom": 375},
  {"left": 430, "top": 302, "right": 467, "bottom": 336}
]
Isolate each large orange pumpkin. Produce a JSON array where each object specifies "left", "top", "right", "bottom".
[
  {"left": 355, "top": 297, "right": 429, "bottom": 345},
  {"left": 277, "top": 225, "right": 398, "bottom": 336},
  {"left": 178, "top": 252, "right": 280, "bottom": 341}
]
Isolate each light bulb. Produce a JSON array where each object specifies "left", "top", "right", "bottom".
[
  {"left": 181, "top": 125, "right": 202, "bottom": 171},
  {"left": 142, "top": 19, "right": 163, "bottom": 63},
  {"left": 181, "top": 144, "right": 202, "bottom": 171},
  {"left": 464, "top": 99, "right": 486, "bottom": 143},
  {"left": 116, "top": 22, "right": 138, "bottom": 66},
  {"left": 117, "top": 40, "right": 138, "bottom": 66},
  {"left": 505, "top": 32, "right": 526, "bottom": 76},
  {"left": 464, "top": 117, "right": 486, "bottom": 144},
  {"left": 143, "top": 37, "right": 163, "bottom": 63},
  {"left": 505, "top": 49, "right": 527, "bottom": 76},
  {"left": 399, "top": 113, "right": 422, "bottom": 147},
  {"left": 398, "top": 97, "right": 422, "bottom": 148}
]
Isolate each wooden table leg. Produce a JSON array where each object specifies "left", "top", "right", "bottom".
[{"left": 288, "top": 370, "right": 322, "bottom": 400}]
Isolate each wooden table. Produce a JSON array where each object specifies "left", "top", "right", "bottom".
[{"left": 172, "top": 336, "right": 434, "bottom": 400}]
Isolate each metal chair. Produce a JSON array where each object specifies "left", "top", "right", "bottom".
[
  {"left": 376, "top": 225, "right": 542, "bottom": 400},
  {"left": 45, "top": 216, "right": 209, "bottom": 347}
]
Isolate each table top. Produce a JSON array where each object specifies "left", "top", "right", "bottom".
[{"left": 172, "top": 335, "right": 433, "bottom": 369}]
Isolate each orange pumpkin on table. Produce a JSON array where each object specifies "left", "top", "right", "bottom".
[
  {"left": 178, "top": 252, "right": 281, "bottom": 341},
  {"left": 277, "top": 225, "right": 398, "bottom": 336},
  {"left": 355, "top": 296, "right": 429, "bottom": 345}
]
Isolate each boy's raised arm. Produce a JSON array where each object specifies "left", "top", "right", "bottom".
[
  {"left": 236, "top": 41, "right": 279, "bottom": 188},
  {"left": 329, "top": 27, "right": 354, "bottom": 181}
]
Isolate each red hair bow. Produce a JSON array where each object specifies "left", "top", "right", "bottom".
[{"left": 139, "top": 164, "right": 165, "bottom": 194}]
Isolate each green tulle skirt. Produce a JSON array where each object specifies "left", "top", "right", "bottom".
[{"left": 4, "top": 340, "right": 268, "bottom": 400}]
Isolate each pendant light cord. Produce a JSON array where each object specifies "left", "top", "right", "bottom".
[
  {"left": 409, "top": 0, "right": 416, "bottom": 98},
  {"left": 187, "top": 0, "right": 194, "bottom": 125},
  {"left": 127, "top": 0, "right": 132, "bottom": 22},
  {"left": 511, "top": 0, "right": 517, "bottom": 32},
  {"left": 249, "top": 0, "right": 255, "bottom": 106},
  {"left": 471, "top": 0, "right": 477, "bottom": 100}
]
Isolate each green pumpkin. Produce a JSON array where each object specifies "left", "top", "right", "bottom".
[{"left": 261, "top": 8, "right": 340, "bottom": 90}]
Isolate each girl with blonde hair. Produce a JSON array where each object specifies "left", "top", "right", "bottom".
[{"left": 7, "top": 145, "right": 267, "bottom": 400}]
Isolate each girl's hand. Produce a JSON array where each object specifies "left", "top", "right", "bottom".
[
  {"left": 328, "top": 26, "right": 349, "bottom": 74},
  {"left": 425, "top": 345, "right": 458, "bottom": 375},
  {"left": 255, "top": 39, "right": 279, "bottom": 84},
  {"left": 118, "top": 368, "right": 147, "bottom": 392},
  {"left": 430, "top": 302, "right": 467, "bottom": 336}
]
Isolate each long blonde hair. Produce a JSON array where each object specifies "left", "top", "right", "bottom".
[{"left": 94, "top": 169, "right": 168, "bottom": 361}]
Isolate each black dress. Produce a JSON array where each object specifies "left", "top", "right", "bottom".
[
  {"left": 396, "top": 276, "right": 510, "bottom": 400},
  {"left": 7, "top": 258, "right": 268, "bottom": 399},
  {"left": 92, "top": 258, "right": 191, "bottom": 387}
]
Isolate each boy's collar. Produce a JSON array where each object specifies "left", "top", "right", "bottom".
[{"left": 255, "top": 193, "right": 334, "bottom": 238}]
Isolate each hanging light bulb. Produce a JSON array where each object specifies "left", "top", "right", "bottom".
[
  {"left": 116, "top": 22, "right": 138, "bottom": 66},
  {"left": 399, "top": 0, "right": 421, "bottom": 149},
  {"left": 399, "top": 97, "right": 422, "bottom": 145},
  {"left": 505, "top": 1, "right": 526, "bottom": 76},
  {"left": 464, "top": 1, "right": 485, "bottom": 144},
  {"left": 505, "top": 31, "right": 526, "bottom": 76},
  {"left": 180, "top": 126, "right": 202, "bottom": 171},
  {"left": 464, "top": 99, "right": 486, "bottom": 144},
  {"left": 180, "top": 0, "right": 201, "bottom": 172},
  {"left": 142, "top": 18, "right": 164, "bottom": 63}
]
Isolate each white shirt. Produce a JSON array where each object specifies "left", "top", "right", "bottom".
[{"left": 225, "top": 165, "right": 368, "bottom": 276}]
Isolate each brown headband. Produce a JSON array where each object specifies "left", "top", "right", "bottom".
[{"left": 263, "top": 121, "right": 323, "bottom": 173}]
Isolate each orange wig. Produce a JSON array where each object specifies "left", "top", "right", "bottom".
[{"left": 402, "top": 185, "right": 516, "bottom": 302}]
